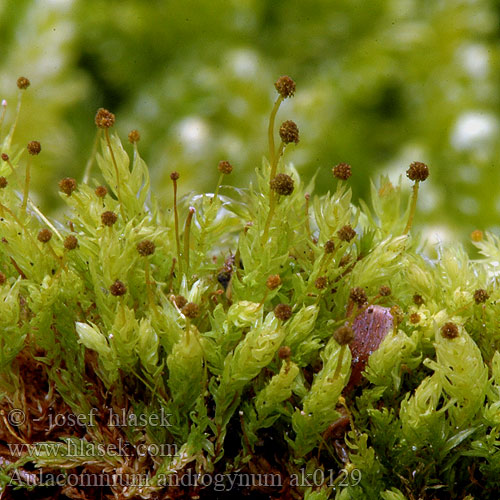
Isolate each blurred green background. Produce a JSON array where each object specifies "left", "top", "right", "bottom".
[{"left": 1, "top": 0, "right": 499, "bottom": 242}]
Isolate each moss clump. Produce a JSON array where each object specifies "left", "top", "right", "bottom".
[{"left": 1, "top": 76, "right": 500, "bottom": 500}]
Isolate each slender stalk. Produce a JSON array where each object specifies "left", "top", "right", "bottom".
[
  {"left": 333, "top": 345, "right": 347, "bottom": 379},
  {"left": 104, "top": 129, "right": 123, "bottom": 214},
  {"left": 46, "top": 241, "right": 65, "bottom": 270},
  {"left": 184, "top": 207, "right": 195, "bottom": 274},
  {"left": 82, "top": 130, "right": 101, "bottom": 184},
  {"left": 317, "top": 251, "right": 334, "bottom": 278},
  {"left": 261, "top": 190, "right": 277, "bottom": 245},
  {"left": 304, "top": 193, "right": 312, "bottom": 241},
  {"left": 21, "top": 160, "right": 30, "bottom": 212},
  {"left": 9, "top": 256, "right": 26, "bottom": 279},
  {"left": 0, "top": 99, "right": 7, "bottom": 136},
  {"left": 261, "top": 141, "right": 286, "bottom": 244},
  {"left": 167, "top": 258, "right": 177, "bottom": 292},
  {"left": 270, "top": 139, "right": 285, "bottom": 181},
  {"left": 258, "top": 289, "right": 270, "bottom": 308},
  {"left": 338, "top": 395, "right": 355, "bottom": 431},
  {"left": 403, "top": 181, "right": 420, "bottom": 235},
  {"left": 268, "top": 96, "right": 283, "bottom": 167},
  {"left": 172, "top": 177, "right": 182, "bottom": 275},
  {"left": 212, "top": 172, "right": 225, "bottom": 205},
  {"left": 145, "top": 260, "right": 155, "bottom": 310}
]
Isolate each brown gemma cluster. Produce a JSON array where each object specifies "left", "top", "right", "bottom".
[
  {"left": 279, "top": 120, "right": 299, "bottom": 144},
  {"left": 270, "top": 173, "right": 294, "bottom": 196},
  {"left": 170, "top": 171, "right": 180, "bottom": 181},
  {"left": 379, "top": 285, "right": 391, "bottom": 297},
  {"left": 182, "top": 302, "right": 200, "bottom": 319},
  {"left": 0, "top": 272, "right": 6, "bottom": 285},
  {"left": 37, "top": 229, "right": 52, "bottom": 243},
  {"left": 473, "top": 288, "right": 489, "bottom": 304},
  {"left": 128, "top": 130, "right": 140, "bottom": 143},
  {"left": 63, "top": 235, "right": 78, "bottom": 250},
  {"left": 266, "top": 274, "right": 282, "bottom": 290},
  {"left": 441, "top": 322, "right": 459, "bottom": 339},
  {"left": 137, "top": 239, "right": 156, "bottom": 257},
  {"left": 334, "top": 325, "right": 354, "bottom": 346},
  {"left": 406, "top": 161, "right": 429, "bottom": 182},
  {"left": 274, "top": 76, "right": 296, "bottom": 99},
  {"left": 101, "top": 211, "right": 117, "bottom": 227},
  {"left": 218, "top": 161, "right": 233, "bottom": 175},
  {"left": 58, "top": 177, "right": 77, "bottom": 196},
  {"left": 470, "top": 229, "right": 483, "bottom": 242},
  {"left": 174, "top": 295, "right": 187, "bottom": 309},
  {"left": 332, "top": 163, "right": 352, "bottom": 181},
  {"left": 110, "top": 280, "right": 127, "bottom": 296},
  {"left": 278, "top": 345, "right": 292, "bottom": 359},
  {"left": 95, "top": 108, "right": 115, "bottom": 129},
  {"left": 0, "top": 177, "right": 7, "bottom": 189},
  {"left": 17, "top": 76, "right": 30, "bottom": 90},
  {"left": 1, "top": 153, "right": 9, "bottom": 162},
  {"left": 339, "top": 255, "right": 350, "bottom": 267},
  {"left": 274, "top": 304, "right": 293, "bottom": 321},
  {"left": 337, "top": 224, "right": 356, "bottom": 242},
  {"left": 350, "top": 287, "right": 367, "bottom": 305},
  {"left": 95, "top": 186, "right": 107, "bottom": 198},
  {"left": 324, "top": 240, "right": 335, "bottom": 254},
  {"left": 315, "top": 276, "right": 328, "bottom": 290},
  {"left": 27, "top": 141, "right": 41, "bottom": 155},
  {"left": 413, "top": 294, "right": 424, "bottom": 306},
  {"left": 409, "top": 313, "right": 421, "bottom": 324}
]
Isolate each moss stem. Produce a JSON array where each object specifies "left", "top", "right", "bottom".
[
  {"left": 212, "top": 172, "right": 225, "bottom": 205},
  {"left": 0, "top": 100, "right": 7, "bottom": 135},
  {"left": 172, "top": 177, "right": 182, "bottom": 275},
  {"left": 403, "top": 181, "right": 420, "bottom": 235},
  {"left": 145, "top": 259, "right": 155, "bottom": 310},
  {"left": 21, "top": 159, "right": 30, "bottom": 212},
  {"left": 184, "top": 207, "right": 195, "bottom": 274},
  {"left": 104, "top": 129, "right": 123, "bottom": 213},
  {"left": 333, "top": 344, "right": 347, "bottom": 379},
  {"left": 82, "top": 130, "right": 101, "bottom": 184},
  {"left": 262, "top": 141, "right": 286, "bottom": 245},
  {"left": 304, "top": 193, "right": 312, "bottom": 241},
  {"left": 268, "top": 96, "right": 283, "bottom": 167}
]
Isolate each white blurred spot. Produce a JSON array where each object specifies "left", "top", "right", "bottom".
[
  {"left": 1, "top": 100, "right": 6, "bottom": 107},
  {"left": 228, "top": 49, "right": 259, "bottom": 78},
  {"left": 228, "top": 97, "right": 248, "bottom": 116},
  {"left": 421, "top": 225, "right": 454, "bottom": 246},
  {"left": 457, "top": 196, "right": 478, "bottom": 215},
  {"left": 451, "top": 112, "right": 498, "bottom": 151},
  {"left": 458, "top": 164, "right": 480, "bottom": 183},
  {"left": 45, "top": 0, "right": 74, "bottom": 8},
  {"left": 457, "top": 43, "right": 489, "bottom": 78},
  {"left": 177, "top": 116, "right": 209, "bottom": 152}
]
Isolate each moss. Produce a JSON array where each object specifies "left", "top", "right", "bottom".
[{"left": 1, "top": 76, "right": 500, "bottom": 500}]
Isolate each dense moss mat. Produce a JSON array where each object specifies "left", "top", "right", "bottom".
[{"left": 1, "top": 78, "right": 500, "bottom": 499}]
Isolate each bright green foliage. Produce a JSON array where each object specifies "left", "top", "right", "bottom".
[{"left": 2, "top": 79, "right": 500, "bottom": 500}]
